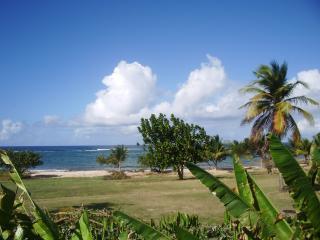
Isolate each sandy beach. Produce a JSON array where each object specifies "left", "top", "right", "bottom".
[{"left": 29, "top": 167, "right": 253, "bottom": 178}]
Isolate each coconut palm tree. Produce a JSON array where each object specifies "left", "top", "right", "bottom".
[
  {"left": 289, "top": 138, "right": 312, "bottom": 163},
  {"left": 313, "top": 133, "right": 320, "bottom": 147},
  {"left": 240, "top": 61, "right": 318, "bottom": 143},
  {"left": 96, "top": 145, "right": 128, "bottom": 172},
  {"left": 205, "top": 135, "right": 227, "bottom": 169}
]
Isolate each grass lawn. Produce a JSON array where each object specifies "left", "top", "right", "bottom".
[{"left": 1, "top": 171, "right": 294, "bottom": 224}]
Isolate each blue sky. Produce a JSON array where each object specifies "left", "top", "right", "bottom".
[{"left": 0, "top": 0, "right": 319, "bottom": 145}]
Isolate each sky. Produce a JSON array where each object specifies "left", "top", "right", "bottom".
[{"left": 0, "top": 0, "right": 319, "bottom": 146}]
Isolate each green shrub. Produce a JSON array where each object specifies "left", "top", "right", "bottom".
[
  {"left": 103, "top": 171, "right": 130, "bottom": 180},
  {"left": 0, "top": 149, "right": 42, "bottom": 176}
]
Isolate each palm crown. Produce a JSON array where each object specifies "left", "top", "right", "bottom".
[{"left": 240, "top": 61, "right": 318, "bottom": 142}]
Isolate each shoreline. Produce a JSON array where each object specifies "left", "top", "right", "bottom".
[{"left": 29, "top": 166, "right": 262, "bottom": 178}]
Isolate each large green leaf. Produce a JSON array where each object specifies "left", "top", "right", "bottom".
[
  {"left": 174, "top": 226, "right": 198, "bottom": 240},
  {"left": 269, "top": 135, "right": 320, "bottom": 234},
  {"left": 0, "top": 184, "right": 16, "bottom": 226},
  {"left": 232, "top": 155, "right": 254, "bottom": 206},
  {"left": 308, "top": 143, "right": 320, "bottom": 184},
  {"left": 79, "top": 211, "right": 93, "bottom": 240},
  {"left": 247, "top": 172, "right": 293, "bottom": 239},
  {"left": 13, "top": 225, "right": 24, "bottom": 240},
  {"left": 0, "top": 151, "right": 59, "bottom": 239},
  {"left": 186, "top": 162, "right": 256, "bottom": 223},
  {"left": 114, "top": 211, "right": 170, "bottom": 240}
]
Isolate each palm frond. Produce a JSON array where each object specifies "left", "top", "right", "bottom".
[
  {"left": 292, "top": 106, "right": 315, "bottom": 125},
  {"left": 285, "top": 96, "right": 319, "bottom": 106}
]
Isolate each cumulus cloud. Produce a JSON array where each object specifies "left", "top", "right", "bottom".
[
  {"left": 82, "top": 55, "right": 241, "bottom": 128},
  {"left": 84, "top": 61, "right": 156, "bottom": 125},
  {"left": 297, "top": 118, "right": 320, "bottom": 136},
  {"left": 171, "top": 55, "right": 226, "bottom": 115},
  {"left": 0, "top": 119, "right": 23, "bottom": 140},
  {"left": 291, "top": 69, "right": 320, "bottom": 98}
]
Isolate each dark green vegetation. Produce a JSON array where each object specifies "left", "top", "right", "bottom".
[
  {"left": 0, "top": 150, "right": 42, "bottom": 176},
  {"left": 96, "top": 145, "right": 128, "bottom": 172},
  {"left": 138, "top": 114, "right": 209, "bottom": 179}
]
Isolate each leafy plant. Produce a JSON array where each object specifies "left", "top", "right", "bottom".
[
  {"left": 187, "top": 135, "right": 320, "bottom": 239},
  {"left": 96, "top": 145, "right": 128, "bottom": 172}
]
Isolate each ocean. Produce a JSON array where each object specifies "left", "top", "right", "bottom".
[{"left": 1, "top": 145, "right": 260, "bottom": 171}]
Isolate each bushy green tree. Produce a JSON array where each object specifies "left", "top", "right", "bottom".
[
  {"left": 96, "top": 145, "right": 128, "bottom": 172},
  {"left": 138, "top": 113, "right": 208, "bottom": 180},
  {"left": 0, "top": 149, "right": 42, "bottom": 176}
]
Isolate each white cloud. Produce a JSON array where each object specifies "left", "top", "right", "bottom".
[
  {"left": 292, "top": 69, "right": 320, "bottom": 98},
  {"left": 297, "top": 118, "right": 320, "bottom": 136},
  {"left": 288, "top": 69, "right": 320, "bottom": 136},
  {"left": 171, "top": 55, "right": 226, "bottom": 115},
  {"left": 0, "top": 119, "right": 23, "bottom": 140},
  {"left": 84, "top": 61, "right": 156, "bottom": 125},
  {"left": 81, "top": 55, "right": 245, "bottom": 132},
  {"left": 43, "top": 115, "right": 61, "bottom": 126}
]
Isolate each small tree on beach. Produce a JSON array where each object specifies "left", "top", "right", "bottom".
[
  {"left": 0, "top": 150, "right": 42, "bottom": 176},
  {"left": 96, "top": 145, "right": 128, "bottom": 172}
]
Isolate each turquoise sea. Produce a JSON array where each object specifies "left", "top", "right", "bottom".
[{"left": 1, "top": 146, "right": 260, "bottom": 171}]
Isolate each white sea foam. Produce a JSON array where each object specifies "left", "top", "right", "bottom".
[{"left": 85, "top": 148, "right": 110, "bottom": 152}]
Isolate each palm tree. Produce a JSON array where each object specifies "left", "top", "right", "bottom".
[
  {"left": 313, "top": 133, "right": 320, "bottom": 147},
  {"left": 289, "top": 138, "right": 312, "bottom": 163},
  {"left": 240, "top": 61, "right": 318, "bottom": 143},
  {"left": 96, "top": 145, "right": 128, "bottom": 172},
  {"left": 205, "top": 135, "right": 227, "bottom": 169}
]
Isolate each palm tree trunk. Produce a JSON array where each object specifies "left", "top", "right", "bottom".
[{"left": 118, "top": 162, "right": 121, "bottom": 172}]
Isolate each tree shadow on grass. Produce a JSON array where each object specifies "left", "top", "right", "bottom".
[{"left": 72, "top": 202, "right": 115, "bottom": 210}]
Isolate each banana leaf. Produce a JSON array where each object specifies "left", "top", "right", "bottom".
[
  {"left": 13, "top": 225, "right": 24, "bottom": 240},
  {"left": 0, "top": 151, "right": 59, "bottom": 240},
  {"left": 308, "top": 143, "right": 320, "bottom": 185},
  {"left": 232, "top": 155, "right": 254, "bottom": 206},
  {"left": 186, "top": 162, "right": 256, "bottom": 224},
  {"left": 174, "top": 226, "right": 198, "bottom": 240},
  {"left": 269, "top": 135, "right": 320, "bottom": 234},
  {"left": 114, "top": 211, "right": 170, "bottom": 240},
  {"left": 70, "top": 211, "right": 93, "bottom": 240},
  {"left": 246, "top": 172, "right": 293, "bottom": 239}
]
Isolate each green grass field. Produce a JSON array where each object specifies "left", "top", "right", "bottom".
[{"left": 1, "top": 171, "right": 293, "bottom": 224}]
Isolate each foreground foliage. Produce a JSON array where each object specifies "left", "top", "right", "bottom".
[{"left": 187, "top": 135, "right": 320, "bottom": 239}]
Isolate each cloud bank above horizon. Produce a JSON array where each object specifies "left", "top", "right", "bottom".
[{"left": 1, "top": 56, "right": 319, "bottom": 145}]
